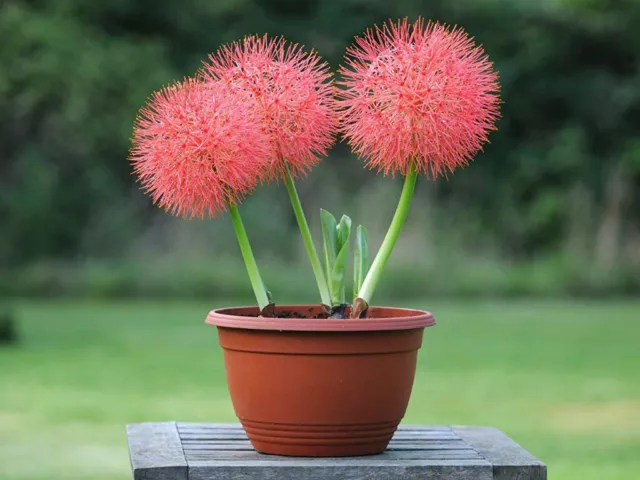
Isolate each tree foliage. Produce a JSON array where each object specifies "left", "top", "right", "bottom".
[{"left": 2, "top": 0, "right": 639, "bottom": 286}]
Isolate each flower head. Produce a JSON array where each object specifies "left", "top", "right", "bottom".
[
  {"left": 201, "top": 35, "right": 339, "bottom": 180},
  {"left": 339, "top": 18, "right": 500, "bottom": 177},
  {"left": 130, "top": 78, "right": 270, "bottom": 218}
]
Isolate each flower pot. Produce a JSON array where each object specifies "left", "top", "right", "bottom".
[{"left": 206, "top": 304, "right": 435, "bottom": 457}]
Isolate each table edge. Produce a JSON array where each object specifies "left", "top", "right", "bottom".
[
  {"left": 452, "top": 426, "right": 547, "bottom": 480},
  {"left": 127, "top": 421, "right": 188, "bottom": 480}
]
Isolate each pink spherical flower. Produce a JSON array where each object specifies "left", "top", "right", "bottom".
[
  {"left": 201, "top": 35, "right": 339, "bottom": 180},
  {"left": 130, "top": 78, "right": 271, "bottom": 219},
  {"left": 339, "top": 18, "right": 501, "bottom": 177}
]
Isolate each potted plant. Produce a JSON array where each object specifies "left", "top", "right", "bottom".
[{"left": 130, "top": 17, "right": 500, "bottom": 457}]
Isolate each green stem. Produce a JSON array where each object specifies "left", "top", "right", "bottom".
[
  {"left": 356, "top": 165, "right": 418, "bottom": 305},
  {"left": 229, "top": 204, "right": 270, "bottom": 310},
  {"left": 283, "top": 164, "right": 332, "bottom": 306}
]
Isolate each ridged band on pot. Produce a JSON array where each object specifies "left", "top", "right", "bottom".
[{"left": 206, "top": 304, "right": 435, "bottom": 457}]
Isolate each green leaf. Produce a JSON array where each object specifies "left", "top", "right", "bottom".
[
  {"left": 320, "top": 209, "right": 338, "bottom": 302},
  {"left": 353, "top": 225, "right": 370, "bottom": 301},
  {"left": 337, "top": 214, "right": 352, "bottom": 250},
  {"left": 331, "top": 215, "right": 352, "bottom": 305}
]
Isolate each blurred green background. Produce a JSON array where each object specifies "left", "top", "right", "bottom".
[{"left": 1, "top": 0, "right": 639, "bottom": 479}]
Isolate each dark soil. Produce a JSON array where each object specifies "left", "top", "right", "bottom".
[
  {"left": 274, "top": 310, "right": 310, "bottom": 319},
  {"left": 328, "top": 304, "right": 348, "bottom": 319},
  {"left": 255, "top": 304, "right": 353, "bottom": 319}
]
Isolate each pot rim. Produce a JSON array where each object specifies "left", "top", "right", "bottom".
[{"left": 206, "top": 304, "right": 435, "bottom": 332}]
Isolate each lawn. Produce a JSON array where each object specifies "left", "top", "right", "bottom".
[{"left": 0, "top": 299, "right": 639, "bottom": 479}]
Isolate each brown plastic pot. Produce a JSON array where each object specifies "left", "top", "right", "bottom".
[{"left": 206, "top": 304, "right": 435, "bottom": 457}]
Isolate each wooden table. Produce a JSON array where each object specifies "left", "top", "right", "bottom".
[{"left": 127, "top": 422, "right": 546, "bottom": 479}]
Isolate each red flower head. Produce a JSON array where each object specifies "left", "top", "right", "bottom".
[
  {"left": 130, "top": 78, "right": 270, "bottom": 219},
  {"left": 201, "top": 35, "right": 339, "bottom": 180},
  {"left": 339, "top": 18, "right": 501, "bottom": 177}
]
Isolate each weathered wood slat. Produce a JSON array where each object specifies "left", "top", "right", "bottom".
[
  {"left": 185, "top": 452, "right": 483, "bottom": 461},
  {"left": 178, "top": 423, "right": 457, "bottom": 433},
  {"left": 180, "top": 436, "right": 248, "bottom": 442},
  {"left": 178, "top": 427, "right": 455, "bottom": 435},
  {"left": 178, "top": 435, "right": 460, "bottom": 443},
  {"left": 178, "top": 428, "right": 458, "bottom": 436},
  {"left": 183, "top": 447, "right": 480, "bottom": 455},
  {"left": 178, "top": 432, "right": 460, "bottom": 441},
  {"left": 178, "top": 423, "right": 453, "bottom": 432},
  {"left": 180, "top": 437, "right": 464, "bottom": 443},
  {"left": 452, "top": 426, "right": 547, "bottom": 480},
  {"left": 178, "top": 429, "right": 459, "bottom": 437},
  {"left": 127, "top": 422, "right": 187, "bottom": 480},
  {"left": 181, "top": 442, "right": 472, "bottom": 450},
  {"left": 187, "top": 459, "right": 491, "bottom": 467},
  {"left": 186, "top": 450, "right": 485, "bottom": 465},
  {"left": 187, "top": 462, "right": 493, "bottom": 480},
  {"left": 181, "top": 441, "right": 470, "bottom": 450}
]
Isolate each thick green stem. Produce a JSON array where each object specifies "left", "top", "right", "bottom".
[
  {"left": 229, "top": 204, "right": 270, "bottom": 310},
  {"left": 283, "top": 164, "right": 332, "bottom": 306},
  {"left": 356, "top": 165, "right": 418, "bottom": 306}
]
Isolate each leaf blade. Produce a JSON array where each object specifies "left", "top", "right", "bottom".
[
  {"left": 332, "top": 215, "right": 352, "bottom": 305},
  {"left": 320, "top": 209, "right": 338, "bottom": 303},
  {"left": 353, "top": 225, "right": 370, "bottom": 301},
  {"left": 337, "top": 214, "right": 352, "bottom": 250}
]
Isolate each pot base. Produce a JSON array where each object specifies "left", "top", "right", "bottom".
[
  {"left": 242, "top": 419, "right": 397, "bottom": 457},
  {"left": 250, "top": 440, "right": 390, "bottom": 457}
]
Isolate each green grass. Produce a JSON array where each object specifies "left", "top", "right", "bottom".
[{"left": 0, "top": 299, "right": 639, "bottom": 479}]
